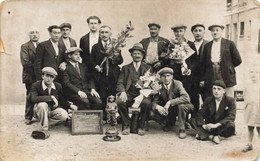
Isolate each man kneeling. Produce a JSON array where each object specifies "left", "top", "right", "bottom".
[
  {"left": 30, "top": 67, "right": 77, "bottom": 139},
  {"left": 190, "top": 80, "right": 236, "bottom": 144},
  {"left": 152, "top": 67, "right": 194, "bottom": 139}
]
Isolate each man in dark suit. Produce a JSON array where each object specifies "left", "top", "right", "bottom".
[
  {"left": 200, "top": 24, "right": 242, "bottom": 98},
  {"left": 80, "top": 16, "right": 101, "bottom": 70},
  {"left": 30, "top": 67, "right": 77, "bottom": 139},
  {"left": 152, "top": 67, "right": 194, "bottom": 139},
  {"left": 190, "top": 80, "right": 236, "bottom": 144},
  {"left": 59, "top": 23, "right": 77, "bottom": 50},
  {"left": 34, "top": 25, "right": 67, "bottom": 82},
  {"left": 60, "top": 47, "right": 102, "bottom": 110},
  {"left": 140, "top": 23, "right": 169, "bottom": 71},
  {"left": 20, "top": 26, "right": 40, "bottom": 124},
  {"left": 116, "top": 43, "right": 151, "bottom": 136},
  {"left": 190, "top": 24, "right": 209, "bottom": 115},
  {"left": 90, "top": 26, "right": 123, "bottom": 114}
]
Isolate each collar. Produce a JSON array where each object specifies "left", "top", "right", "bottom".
[
  {"left": 62, "top": 37, "right": 69, "bottom": 41},
  {"left": 194, "top": 39, "right": 203, "bottom": 44},
  {"left": 42, "top": 80, "right": 56, "bottom": 90},
  {"left": 50, "top": 39, "right": 58, "bottom": 46},
  {"left": 69, "top": 61, "right": 78, "bottom": 67},
  {"left": 101, "top": 40, "right": 110, "bottom": 47},
  {"left": 90, "top": 32, "right": 99, "bottom": 37},
  {"left": 150, "top": 36, "right": 159, "bottom": 42},
  {"left": 213, "top": 38, "right": 222, "bottom": 43},
  {"left": 164, "top": 81, "right": 172, "bottom": 90}
]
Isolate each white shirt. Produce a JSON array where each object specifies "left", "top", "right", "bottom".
[
  {"left": 133, "top": 62, "right": 141, "bottom": 71},
  {"left": 215, "top": 98, "right": 222, "bottom": 111},
  {"left": 89, "top": 32, "right": 99, "bottom": 54},
  {"left": 146, "top": 39, "right": 159, "bottom": 64},
  {"left": 164, "top": 82, "right": 171, "bottom": 92},
  {"left": 211, "top": 38, "right": 221, "bottom": 63},
  {"left": 42, "top": 81, "right": 56, "bottom": 95},
  {"left": 194, "top": 40, "right": 203, "bottom": 55},
  {"left": 32, "top": 42, "right": 38, "bottom": 48},
  {"left": 62, "top": 38, "right": 70, "bottom": 49},
  {"left": 50, "top": 39, "right": 59, "bottom": 56}
]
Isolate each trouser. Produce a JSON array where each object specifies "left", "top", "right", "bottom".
[
  {"left": 166, "top": 103, "right": 194, "bottom": 129},
  {"left": 33, "top": 102, "right": 68, "bottom": 130},
  {"left": 116, "top": 95, "right": 151, "bottom": 130},
  {"left": 25, "top": 83, "right": 34, "bottom": 120},
  {"left": 68, "top": 94, "right": 102, "bottom": 110},
  {"left": 190, "top": 118, "right": 235, "bottom": 140}
]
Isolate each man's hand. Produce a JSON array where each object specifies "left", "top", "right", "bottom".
[
  {"left": 59, "top": 62, "right": 67, "bottom": 71},
  {"left": 78, "top": 91, "right": 87, "bottom": 98},
  {"left": 119, "top": 92, "right": 127, "bottom": 102},
  {"left": 95, "top": 65, "right": 102, "bottom": 72},
  {"left": 91, "top": 89, "right": 100, "bottom": 98},
  {"left": 51, "top": 95, "right": 58, "bottom": 108},
  {"left": 153, "top": 62, "right": 161, "bottom": 69},
  {"left": 202, "top": 124, "right": 210, "bottom": 131},
  {"left": 156, "top": 105, "right": 168, "bottom": 116},
  {"left": 70, "top": 104, "right": 78, "bottom": 111},
  {"left": 200, "top": 81, "right": 205, "bottom": 87},
  {"left": 164, "top": 101, "right": 171, "bottom": 112}
]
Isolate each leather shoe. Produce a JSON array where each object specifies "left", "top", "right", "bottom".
[
  {"left": 25, "top": 119, "right": 32, "bottom": 125},
  {"left": 179, "top": 129, "right": 186, "bottom": 139},
  {"left": 122, "top": 126, "right": 130, "bottom": 135},
  {"left": 242, "top": 144, "right": 253, "bottom": 152},
  {"left": 137, "top": 129, "right": 145, "bottom": 136}
]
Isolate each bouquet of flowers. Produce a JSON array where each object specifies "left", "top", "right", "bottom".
[
  {"left": 100, "top": 21, "right": 134, "bottom": 75},
  {"left": 132, "top": 69, "right": 162, "bottom": 110},
  {"left": 161, "top": 38, "right": 195, "bottom": 76}
]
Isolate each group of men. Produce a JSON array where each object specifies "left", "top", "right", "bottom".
[{"left": 20, "top": 16, "right": 241, "bottom": 143}]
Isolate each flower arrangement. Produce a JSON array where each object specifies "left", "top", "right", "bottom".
[
  {"left": 161, "top": 38, "right": 195, "bottom": 76},
  {"left": 100, "top": 21, "right": 134, "bottom": 75},
  {"left": 132, "top": 69, "right": 162, "bottom": 110}
]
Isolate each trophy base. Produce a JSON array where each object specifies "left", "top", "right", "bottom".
[{"left": 103, "top": 135, "right": 121, "bottom": 142}]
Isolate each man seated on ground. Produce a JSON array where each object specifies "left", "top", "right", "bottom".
[
  {"left": 60, "top": 47, "right": 102, "bottom": 110},
  {"left": 30, "top": 67, "right": 77, "bottom": 139},
  {"left": 190, "top": 80, "right": 236, "bottom": 144},
  {"left": 151, "top": 67, "right": 194, "bottom": 139},
  {"left": 116, "top": 43, "right": 151, "bottom": 136}
]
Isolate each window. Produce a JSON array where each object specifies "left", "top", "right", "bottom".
[
  {"left": 248, "top": 20, "right": 251, "bottom": 39},
  {"left": 227, "top": 0, "right": 232, "bottom": 8},
  {"left": 226, "top": 24, "right": 230, "bottom": 39},
  {"left": 240, "top": 21, "right": 244, "bottom": 38}
]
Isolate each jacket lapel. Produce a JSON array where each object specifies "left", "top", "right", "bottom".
[
  {"left": 160, "top": 86, "right": 168, "bottom": 103},
  {"left": 208, "top": 96, "right": 217, "bottom": 121},
  {"left": 67, "top": 63, "right": 81, "bottom": 79},
  {"left": 220, "top": 38, "right": 226, "bottom": 62},
  {"left": 215, "top": 96, "right": 226, "bottom": 121},
  {"left": 28, "top": 41, "right": 36, "bottom": 53},
  {"left": 46, "top": 40, "right": 58, "bottom": 57}
]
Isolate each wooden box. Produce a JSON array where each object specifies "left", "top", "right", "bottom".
[{"left": 72, "top": 110, "right": 103, "bottom": 135}]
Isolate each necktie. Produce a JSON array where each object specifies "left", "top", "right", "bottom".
[{"left": 75, "top": 63, "right": 81, "bottom": 77}]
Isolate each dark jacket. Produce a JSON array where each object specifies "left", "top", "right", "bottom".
[
  {"left": 30, "top": 80, "right": 70, "bottom": 110},
  {"left": 152, "top": 80, "right": 191, "bottom": 109},
  {"left": 20, "top": 41, "right": 37, "bottom": 84},
  {"left": 201, "top": 38, "right": 242, "bottom": 87},
  {"left": 60, "top": 62, "right": 95, "bottom": 97},
  {"left": 34, "top": 40, "right": 66, "bottom": 80},
  {"left": 196, "top": 95, "right": 236, "bottom": 126},
  {"left": 59, "top": 37, "right": 77, "bottom": 49},
  {"left": 116, "top": 62, "right": 151, "bottom": 93}
]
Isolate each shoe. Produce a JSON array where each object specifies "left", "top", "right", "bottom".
[
  {"left": 137, "top": 129, "right": 145, "bottom": 136},
  {"left": 185, "top": 122, "right": 192, "bottom": 130},
  {"left": 242, "top": 144, "right": 253, "bottom": 152},
  {"left": 179, "top": 129, "right": 186, "bottom": 139},
  {"left": 31, "top": 129, "right": 50, "bottom": 140},
  {"left": 195, "top": 134, "right": 201, "bottom": 140},
  {"left": 25, "top": 119, "right": 32, "bottom": 125},
  {"left": 209, "top": 135, "right": 220, "bottom": 144},
  {"left": 122, "top": 127, "right": 130, "bottom": 135}
]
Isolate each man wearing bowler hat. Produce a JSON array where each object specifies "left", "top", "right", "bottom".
[
  {"left": 140, "top": 23, "right": 169, "bottom": 71},
  {"left": 59, "top": 23, "right": 77, "bottom": 50},
  {"left": 30, "top": 67, "right": 77, "bottom": 139},
  {"left": 190, "top": 80, "right": 236, "bottom": 144},
  {"left": 151, "top": 67, "right": 194, "bottom": 139},
  {"left": 200, "top": 24, "right": 242, "bottom": 98},
  {"left": 116, "top": 43, "right": 151, "bottom": 136},
  {"left": 60, "top": 47, "right": 102, "bottom": 110}
]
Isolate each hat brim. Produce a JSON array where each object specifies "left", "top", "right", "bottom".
[
  {"left": 129, "top": 48, "right": 145, "bottom": 54},
  {"left": 43, "top": 71, "right": 57, "bottom": 77},
  {"left": 66, "top": 49, "right": 83, "bottom": 55},
  {"left": 208, "top": 25, "right": 224, "bottom": 31},
  {"left": 171, "top": 26, "right": 187, "bottom": 31},
  {"left": 148, "top": 24, "right": 161, "bottom": 29},
  {"left": 191, "top": 24, "right": 205, "bottom": 32}
]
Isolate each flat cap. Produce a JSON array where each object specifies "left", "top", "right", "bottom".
[
  {"left": 208, "top": 24, "right": 224, "bottom": 31},
  {"left": 148, "top": 23, "right": 161, "bottom": 29},
  {"left": 129, "top": 43, "right": 145, "bottom": 54},
  {"left": 191, "top": 24, "right": 205, "bottom": 32},
  {"left": 171, "top": 24, "right": 187, "bottom": 31},
  {"left": 60, "top": 23, "right": 71, "bottom": 29},
  {"left": 42, "top": 67, "right": 57, "bottom": 77},
  {"left": 65, "top": 47, "right": 83, "bottom": 55},
  {"left": 212, "top": 80, "right": 226, "bottom": 89},
  {"left": 158, "top": 67, "right": 174, "bottom": 75}
]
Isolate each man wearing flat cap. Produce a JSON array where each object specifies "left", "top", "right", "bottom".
[
  {"left": 151, "top": 67, "right": 194, "bottom": 139},
  {"left": 190, "top": 24, "right": 209, "bottom": 115},
  {"left": 80, "top": 16, "right": 101, "bottom": 70},
  {"left": 29, "top": 67, "right": 77, "bottom": 139},
  {"left": 60, "top": 47, "right": 102, "bottom": 110},
  {"left": 140, "top": 23, "right": 169, "bottom": 71},
  {"left": 116, "top": 43, "right": 151, "bottom": 136},
  {"left": 190, "top": 80, "right": 236, "bottom": 144},
  {"left": 20, "top": 26, "right": 40, "bottom": 124},
  {"left": 34, "top": 25, "right": 67, "bottom": 82},
  {"left": 200, "top": 24, "right": 242, "bottom": 98},
  {"left": 59, "top": 23, "right": 77, "bottom": 50}
]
